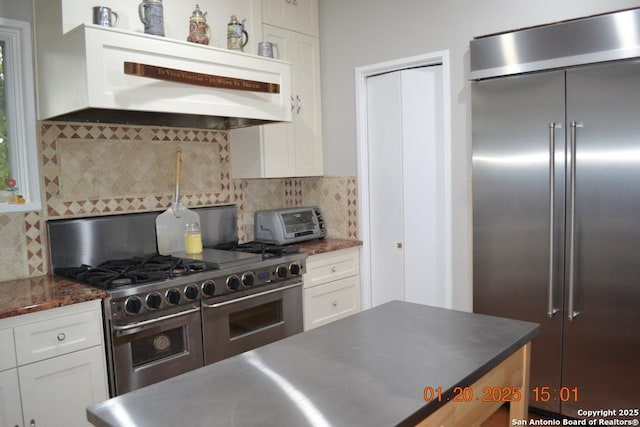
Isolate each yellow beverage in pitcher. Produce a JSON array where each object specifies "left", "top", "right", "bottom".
[{"left": 184, "top": 223, "right": 203, "bottom": 254}]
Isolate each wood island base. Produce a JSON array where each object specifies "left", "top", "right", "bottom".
[{"left": 417, "top": 342, "right": 531, "bottom": 427}]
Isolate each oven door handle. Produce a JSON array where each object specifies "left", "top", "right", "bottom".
[
  {"left": 202, "top": 282, "right": 302, "bottom": 309},
  {"left": 112, "top": 306, "right": 201, "bottom": 331}
]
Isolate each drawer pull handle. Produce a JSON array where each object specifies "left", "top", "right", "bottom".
[
  {"left": 57, "top": 333, "right": 66, "bottom": 342},
  {"left": 332, "top": 300, "right": 338, "bottom": 308},
  {"left": 331, "top": 267, "right": 337, "bottom": 273},
  {"left": 30, "top": 420, "right": 36, "bottom": 427}
]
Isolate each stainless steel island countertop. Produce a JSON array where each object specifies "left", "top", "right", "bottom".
[{"left": 87, "top": 301, "right": 539, "bottom": 427}]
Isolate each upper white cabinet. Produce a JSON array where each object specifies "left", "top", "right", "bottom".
[
  {"left": 0, "top": 300, "right": 108, "bottom": 427},
  {"left": 231, "top": 24, "right": 323, "bottom": 178},
  {"left": 262, "top": 0, "right": 319, "bottom": 36}
]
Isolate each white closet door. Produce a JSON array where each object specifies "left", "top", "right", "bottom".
[
  {"left": 367, "top": 66, "right": 445, "bottom": 308},
  {"left": 367, "top": 71, "right": 405, "bottom": 306}
]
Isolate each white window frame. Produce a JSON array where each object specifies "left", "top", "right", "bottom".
[{"left": 0, "top": 17, "right": 41, "bottom": 213}]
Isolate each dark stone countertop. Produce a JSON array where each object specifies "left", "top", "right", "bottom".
[
  {"left": 296, "top": 238, "right": 362, "bottom": 255},
  {"left": 87, "top": 301, "right": 539, "bottom": 427},
  {"left": 0, "top": 275, "right": 106, "bottom": 320},
  {"left": 0, "top": 240, "right": 358, "bottom": 320}
]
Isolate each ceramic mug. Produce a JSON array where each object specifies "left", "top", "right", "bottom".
[{"left": 93, "top": 6, "right": 119, "bottom": 27}]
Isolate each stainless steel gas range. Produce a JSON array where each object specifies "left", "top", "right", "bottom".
[{"left": 48, "top": 206, "right": 306, "bottom": 396}]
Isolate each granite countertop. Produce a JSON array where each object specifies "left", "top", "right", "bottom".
[
  {"left": 0, "top": 240, "right": 357, "bottom": 320},
  {"left": 296, "top": 237, "right": 362, "bottom": 255},
  {"left": 0, "top": 276, "right": 106, "bottom": 320},
  {"left": 87, "top": 301, "right": 540, "bottom": 427}
]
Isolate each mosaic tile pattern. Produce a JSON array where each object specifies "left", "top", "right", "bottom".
[
  {"left": 235, "top": 176, "right": 358, "bottom": 242},
  {"left": 41, "top": 123, "right": 231, "bottom": 218},
  {"left": 0, "top": 213, "right": 29, "bottom": 281},
  {"left": 25, "top": 211, "right": 46, "bottom": 277},
  {"left": 301, "top": 176, "right": 359, "bottom": 240},
  {"left": 0, "top": 120, "right": 358, "bottom": 281}
]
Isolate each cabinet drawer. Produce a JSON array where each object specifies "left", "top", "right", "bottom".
[
  {"left": 304, "top": 275, "right": 361, "bottom": 330},
  {"left": 0, "top": 328, "right": 16, "bottom": 371},
  {"left": 304, "top": 247, "right": 360, "bottom": 288},
  {"left": 14, "top": 309, "right": 103, "bottom": 365}
]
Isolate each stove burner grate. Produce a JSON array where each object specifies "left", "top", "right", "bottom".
[
  {"left": 214, "top": 241, "right": 300, "bottom": 258},
  {"left": 54, "top": 254, "right": 212, "bottom": 290}
]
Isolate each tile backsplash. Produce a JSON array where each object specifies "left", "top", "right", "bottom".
[{"left": 0, "top": 122, "right": 358, "bottom": 282}]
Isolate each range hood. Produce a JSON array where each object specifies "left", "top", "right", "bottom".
[{"left": 33, "top": 7, "right": 292, "bottom": 130}]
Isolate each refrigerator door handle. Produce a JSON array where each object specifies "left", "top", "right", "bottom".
[
  {"left": 547, "top": 122, "right": 561, "bottom": 317},
  {"left": 568, "top": 121, "right": 583, "bottom": 321}
]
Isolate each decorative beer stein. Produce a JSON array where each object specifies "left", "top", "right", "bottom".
[
  {"left": 187, "top": 5, "right": 210, "bottom": 45},
  {"left": 227, "top": 15, "right": 248, "bottom": 51},
  {"left": 139, "top": 0, "right": 164, "bottom": 36}
]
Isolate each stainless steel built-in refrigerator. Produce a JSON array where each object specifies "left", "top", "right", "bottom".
[{"left": 471, "top": 11, "right": 640, "bottom": 418}]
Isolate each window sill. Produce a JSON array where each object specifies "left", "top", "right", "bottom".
[{"left": 0, "top": 200, "right": 42, "bottom": 214}]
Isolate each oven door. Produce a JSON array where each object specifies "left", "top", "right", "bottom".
[
  {"left": 110, "top": 306, "right": 203, "bottom": 395},
  {"left": 202, "top": 282, "right": 303, "bottom": 365}
]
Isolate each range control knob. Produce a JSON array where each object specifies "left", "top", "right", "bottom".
[
  {"left": 184, "top": 284, "right": 200, "bottom": 300},
  {"left": 289, "top": 262, "right": 301, "bottom": 276},
  {"left": 201, "top": 280, "right": 216, "bottom": 297},
  {"left": 242, "top": 272, "right": 255, "bottom": 287},
  {"left": 146, "top": 292, "right": 162, "bottom": 309},
  {"left": 227, "top": 275, "right": 241, "bottom": 291},
  {"left": 165, "top": 288, "right": 181, "bottom": 305},
  {"left": 276, "top": 265, "right": 288, "bottom": 279},
  {"left": 124, "top": 296, "right": 142, "bottom": 314}
]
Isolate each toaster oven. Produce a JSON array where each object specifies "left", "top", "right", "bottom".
[{"left": 254, "top": 206, "right": 326, "bottom": 245}]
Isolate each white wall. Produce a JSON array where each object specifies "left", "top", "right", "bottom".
[
  {"left": 0, "top": 0, "right": 32, "bottom": 21},
  {"left": 318, "top": 0, "right": 640, "bottom": 311}
]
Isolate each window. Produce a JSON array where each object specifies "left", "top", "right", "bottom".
[{"left": 0, "top": 17, "right": 40, "bottom": 213}]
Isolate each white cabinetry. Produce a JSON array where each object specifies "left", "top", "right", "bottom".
[
  {"left": 33, "top": 0, "right": 291, "bottom": 126},
  {"left": 0, "top": 369, "right": 22, "bottom": 427},
  {"left": 230, "top": 1, "right": 322, "bottom": 178},
  {"left": 262, "top": 0, "right": 319, "bottom": 37},
  {"left": 0, "top": 300, "right": 108, "bottom": 427},
  {"left": 303, "top": 247, "right": 361, "bottom": 330}
]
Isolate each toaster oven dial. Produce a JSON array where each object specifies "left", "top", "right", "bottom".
[
  {"left": 276, "top": 265, "right": 288, "bottom": 279},
  {"left": 124, "top": 296, "right": 142, "bottom": 314},
  {"left": 165, "top": 288, "right": 181, "bottom": 305},
  {"left": 146, "top": 292, "right": 162, "bottom": 309},
  {"left": 242, "top": 272, "right": 255, "bottom": 287},
  {"left": 184, "top": 284, "right": 200, "bottom": 300},
  {"left": 227, "top": 275, "right": 241, "bottom": 291},
  {"left": 201, "top": 280, "right": 216, "bottom": 297},
  {"left": 289, "top": 262, "right": 301, "bottom": 276}
]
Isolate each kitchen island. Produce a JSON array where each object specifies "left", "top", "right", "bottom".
[{"left": 87, "top": 301, "right": 539, "bottom": 427}]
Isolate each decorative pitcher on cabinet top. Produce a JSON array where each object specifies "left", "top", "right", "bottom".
[
  {"left": 187, "top": 5, "right": 210, "bottom": 45},
  {"left": 227, "top": 15, "right": 248, "bottom": 51},
  {"left": 139, "top": 0, "right": 164, "bottom": 36}
]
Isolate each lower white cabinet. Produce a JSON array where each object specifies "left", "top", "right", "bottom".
[
  {"left": 0, "top": 300, "right": 108, "bottom": 427},
  {"left": 303, "top": 247, "right": 361, "bottom": 330},
  {"left": 0, "top": 369, "right": 22, "bottom": 427}
]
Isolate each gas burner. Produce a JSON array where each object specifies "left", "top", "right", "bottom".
[{"left": 54, "top": 254, "right": 214, "bottom": 290}]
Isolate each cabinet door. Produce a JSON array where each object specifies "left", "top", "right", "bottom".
[
  {"left": 0, "top": 330, "right": 16, "bottom": 372},
  {"left": 291, "top": 31, "right": 323, "bottom": 176},
  {"left": 0, "top": 369, "right": 22, "bottom": 427},
  {"left": 262, "top": 0, "right": 319, "bottom": 36},
  {"left": 263, "top": 25, "right": 296, "bottom": 177},
  {"left": 263, "top": 25, "right": 323, "bottom": 177},
  {"left": 18, "top": 347, "right": 108, "bottom": 427}
]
